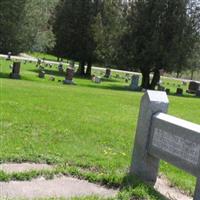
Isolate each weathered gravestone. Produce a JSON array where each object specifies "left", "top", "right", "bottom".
[
  {"left": 10, "top": 62, "right": 21, "bottom": 79},
  {"left": 63, "top": 62, "right": 75, "bottom": 84},
  {"left": 130, "top": 75, "right": 140, "bottom": 91},
  {"left": 58, "top": 63, "right": 64, "bottom": 73},
  {"left": 36, "top": 59, "right": 42, "bottom": 67},
  {"left": 196, "top": 90, "right": 200, "bottom": 97},
  {"left": 7, "top": 52, "right": 12, "bottom": 60},
  {"left": 38, "top": 71, "right": 45, "bottom": 78},
  {"left": 130, "top": 90, "right": 200, "bottom": 200},
  {"left": 176, "top": 88, "right": 183, "bottom": 96},
  {"left": 104, "top": 68, "right": 111, "bottom": 78},
  {"left": 187, "top": 81, "right": 200, "bottom": 94},
  {"left": 165, "top": 88, "right": 170, "bottom": 95},
  {"left": 92, "top": 75, "right": 101, "bottom": 84}
]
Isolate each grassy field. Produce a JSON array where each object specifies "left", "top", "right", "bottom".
[{"left": 0, "top": 58, "right": 200, "bottom": 199}]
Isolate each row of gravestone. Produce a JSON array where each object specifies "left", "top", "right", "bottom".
[
  {"left": 9, "top": 61, "right": 112, "bottom": 85},
  {"left": 8, "top": 61, "right": 200, "bottom": 96}
]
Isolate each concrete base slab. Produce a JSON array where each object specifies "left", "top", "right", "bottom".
[{"left": 0, "top": 176, "right": 118, "bottom": 199}]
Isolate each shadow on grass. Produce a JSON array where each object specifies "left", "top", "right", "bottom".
[
  {"left": 29, "top": 69, "right": 65, "bottom": 78},
  {"left": 168, "top": 92, "right": 199, "bottom": 99},
  {"left": 121, "top": 174, "right": 168, "bottom": 200},
  {"left": 81, "top": 83, "right": 135, "bottom": 92},
  {"left": 0, "top": 72, "right": 10, "bottom": 79},
  {"left": 0, "top": 72, "right": 41, "bottom": 82}
]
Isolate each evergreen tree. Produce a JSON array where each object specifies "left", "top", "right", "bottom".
[
  {"left": 0, "top": 0, "right": 57, "bottom": 54},
  {"left": 121, "top": 0, "right": 200, "bottom": 89},
  {"left": 0, "top": 0, "right": 26, "bottom": 54},
  {"left": 54, "top": 0, "right": 100, "bottom": 77},
  {"left": 92, "top": 0, "right": 125, "bottom": 67}
]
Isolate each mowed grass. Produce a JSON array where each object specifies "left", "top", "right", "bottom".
[{"left": 0, "top": 58, "right": 200, "bottom": 199}]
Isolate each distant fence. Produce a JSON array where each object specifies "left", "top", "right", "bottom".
[{"left": 130, "top": 90, "right": 200, "bottom": 200}]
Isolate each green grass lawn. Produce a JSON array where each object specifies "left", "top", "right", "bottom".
[{"left": 0, "top": 58, "right": 200, "bottom": 199}]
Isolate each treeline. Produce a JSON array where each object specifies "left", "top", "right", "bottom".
[
  {"left": 0, "top": 0, "right": 200, "bottom": 88},
  {"left": 0, "top": 0, "right": 58, "bottom": 54}
]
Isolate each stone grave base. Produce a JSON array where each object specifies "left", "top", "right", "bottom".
[
  {"left": 63, "top": 79, "right": 75, "bottom": 85},
  {"left": 10, "top": 73, "right": 20, "bottom": 79}
]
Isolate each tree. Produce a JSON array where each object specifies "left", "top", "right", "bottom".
[
  {"left": 53, "top": 0, "right": 100, "bottom": 77},
  {"left": 92, "top": 0, "right": 125, "bottom": 67},
  {"left": 188, "top": 40, "right": 200, "bottom": 80},
  {"left": 26, "top": 0, "right": 58, "bottom": 52},
  {"left": 0, "top": 0, "right": 57, "bottom": 54},
  {"left": 0, "top": 0, "right": 27, "bottom": 54},
  {"left": 121, "top": 0, "right": 200, "bottom": 89}
]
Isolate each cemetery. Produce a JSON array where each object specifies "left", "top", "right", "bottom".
[
  {"left": 0, "top": 56, "right": 199, "bottom": 200},
  {"left": 0, "top": 0, "right": 200, "bottom": 199}
]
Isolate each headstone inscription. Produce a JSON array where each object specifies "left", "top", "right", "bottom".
[
  {"left": 10, "top": 62, "right": 21, "bottom": 79},
  {"left": 130, "top": 90, "right": 200, "bottom": 200},
  {"left": 130, "top": 75, "right": 140, "bottom": 91}
]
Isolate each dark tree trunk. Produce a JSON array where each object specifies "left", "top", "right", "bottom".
[
  {"left": 150, "top": 69, "right": 160, "bottom": 90},
  {"left": 176, "top": 71, "right": 180, "bottom": 78},
  {"left": 86, "top": 61, "right": 92, "bottom": 78},
  {"left": 191, "top": 70, "right": 194, "bottom": 80},
  {"left": 141, "top": 70, "right": 150, "bottom": 89},
  {"left": 76, "top": 60, "right": 85, "bottom": 76}
]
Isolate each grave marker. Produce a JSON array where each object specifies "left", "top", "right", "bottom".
[
  {"left": 130, "top": 91, "right": 200, "bottom": 200},
  {"left": 187, "top": 81, "right": 200, "bottom": 94},
  {"left": 7, "top": 52, "right": 12, "bottom": 60},
  {"left": 104, "top": 68, "right": 111, "bottom": 78},
  {"left": 10, "top": 62, "right": 21, "bottom": 79},
  {"left": 176, "top": 88, "right": 183, "bottom": 96},
  {"left": 130, "top": 75, "right": 140, "bottom": 91},
  {"left": 38, "top": 71, "right": 45, "bottom": 78},
  {"left": 58, "top": 63, "right": 64, "bottom": 73},
  {"left": 63, "top": 62, "right": 75, "bottom": 84}
]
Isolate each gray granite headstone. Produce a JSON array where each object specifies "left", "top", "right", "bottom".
[
  {"left": 130, "top": 91, "right": 169, "bottom": 183},
  {"left": 10, "top": 62, "right": 21, "bottom": 79},
  {"left": 7, "top": 52, "right": 11, "bottom": 60},
  {"left": 130, "top": 75, "right": 140, "bottom": 90},
  {"left": 39, "top": 71, "right": 45, "bottom": 78},
  {"left": 187, "top": 81, "right": 200, "bottom": 94},
  {"left": 131, "top": 90, "right": 200, "bottom": 200},
  {"left": 149, "top": 113, "right": 200, "bottom": 177},
  {"left": 58, "top": 64, "right": 64, "bottom": 73},
  {"left": 104, "top": 68, "right": 111, "bottom": 78},
  {"left": 194, "top": 178, "right": 200, "bottom": 200}
]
